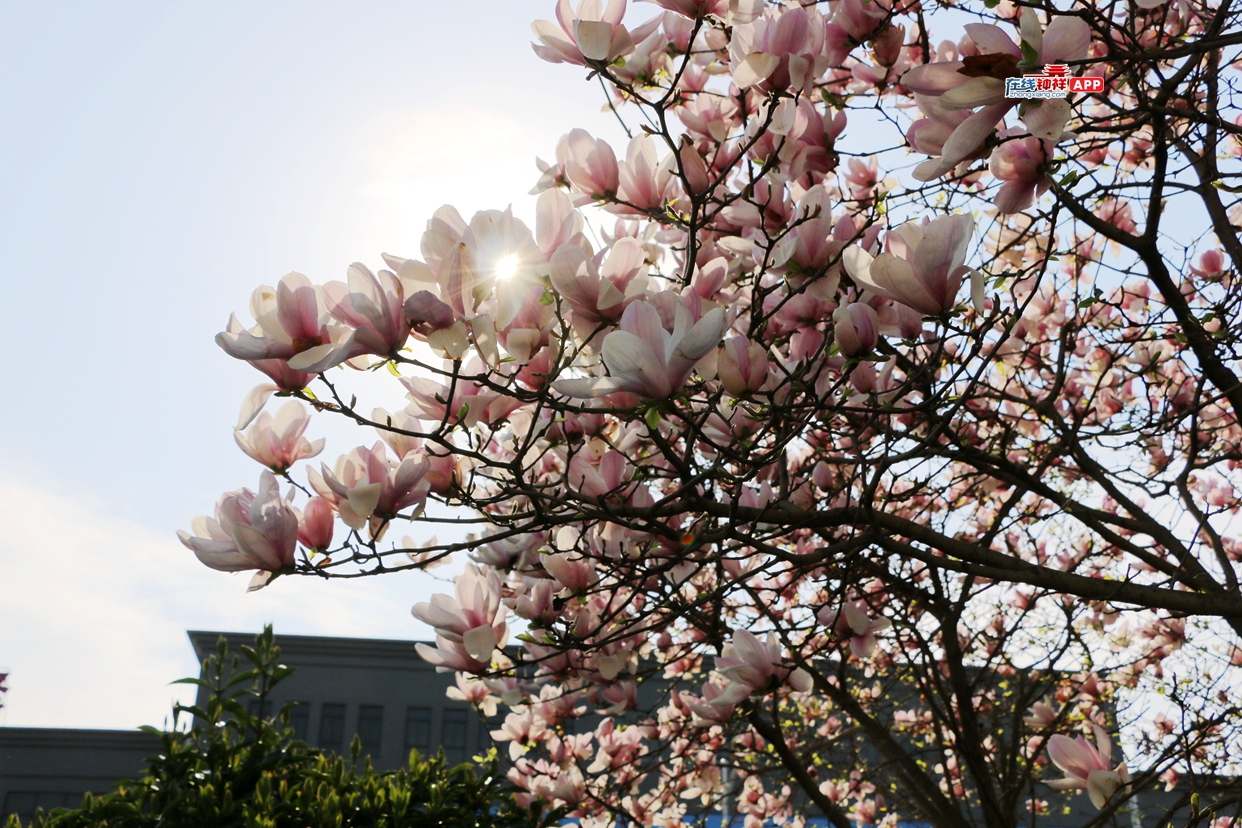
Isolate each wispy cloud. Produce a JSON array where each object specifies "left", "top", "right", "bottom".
[{"left": 0, "top": 470, "right": 444, "bottom": 729}]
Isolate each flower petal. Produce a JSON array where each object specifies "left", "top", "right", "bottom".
[
  {"left": 734, "top": 52, "right": 780, "bottom": 88},
  {"left": 574, "top": 19, "right": 614, "bottom": 61},
  {"left": 237, "top": 384, "right": 280, "bottom": 430},
  {"left": 901, "top": 61, "right": 967, "bottom": 95},
  {"left": 603, "top": 330, "right": 672, "bottom": 398},
  {"left": 940, "top": 76, "right": 1006, "bottom": 111},
  {"left": 1040, "top": 16, "right": 1091, "bottom": 63},
  {"left": 1021, "top": 98, "right": 1072, "bottom": 142},
  {"left": 463, "top": 624, "right": 499, "bottom": 662}
]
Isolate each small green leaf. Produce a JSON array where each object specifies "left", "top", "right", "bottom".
[
  {"left": 644, "top": 407, "right": 661, "bottom": 431},
  {"left": 1020, "top": 40, "right": 1039, "bottom": 65}
]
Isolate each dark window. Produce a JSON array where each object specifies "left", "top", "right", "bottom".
[
  {"left": 288, "top": 702, "right": 310, "bottom": 741},
  {"left": 318, "top": 703, "right": 346, "bottom": 750},
  {"left": 442, "top": 708, "right": 469, "bottom": 749},
  {"left": 357, "top": 704, "right": 384, "bottom": 755},
  {"left": 405, "top": 706, "right": 432, "bottom": 752}
]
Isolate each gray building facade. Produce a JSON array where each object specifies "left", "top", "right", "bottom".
[
  {"left": 1, "top": 630, "right": 484, "bottom": 823},
  {"left": 0, "top": 727, "right": 161, "bottom": 825},
  {"left": 185, "top": 630, "right": 489, "bottom": 771}
]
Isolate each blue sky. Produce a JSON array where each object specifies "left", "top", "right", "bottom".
[{"left": 0, "top": 1, "right": 633, "bottom": 728}]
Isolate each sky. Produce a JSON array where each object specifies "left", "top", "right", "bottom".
[{"left": 0, "top": 0, "right": 636, "bottom": 729}]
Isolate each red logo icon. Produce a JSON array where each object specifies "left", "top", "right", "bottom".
[{"left": 1069, "top": 77, "right": 1105, "bottom": 93}]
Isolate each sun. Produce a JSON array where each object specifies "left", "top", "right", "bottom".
[{"left": 495, "top": 254, "right": 519, "bottom": 280}]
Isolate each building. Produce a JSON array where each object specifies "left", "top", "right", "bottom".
[
  {"left": 0, "top": 728, "right": 160, "bottom": 824},
  {"left": 1, "top": 630, "right": 483, "bottom": 824},
  {"left": 185, "top": 630, "right": 490, "bottom": 771}
]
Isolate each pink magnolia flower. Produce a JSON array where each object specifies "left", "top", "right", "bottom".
[
  {"left": 564, "top": 129, "right": 621, "bottom": 203},
  {"left": 843, "top": 214, "right": 975, "bottom": 315},
  {"left": 492, "top": 708, "right": 548, "bottom": 760},
  {"left": 784, "top": 101, "right": 847, "bottom": 180},
  {"left": 616, "top": 134, "right": 674, "bottom": 212},
  {"left": 1190, "top": 249, "right": 1229, "bottom": 280},
  {"left": 609, "top": 19, "right": 673, "bottom": 87},
  {"left": 678, "top": 90, "right": 739, "bottom": 144},
  {"left": 296, "top": 497, "right": 334, "bottom": 552},
  {"left": 872, "top": 23, "right": 905, "bottom": 67},
  {"left": 547, "top": 237, "right": 646, "bottom": 340},
  {"left": 676, "top": 137, "right": 713, "bottom": 196},
  {"left": 906, "top": 93, "right": 973, "bottom": 159},
  {"left": 818, "top": 601, "right": 892, "bottom": 658},
  {"left": 511, "top": 578, "right": 561, "bottom": 624},
  {"left": 901, "top": 9, "right": 1090, "bottom": 179},
  {"left": 402, "top": 368, "right": 525, "bottom": 430},
  {"left": 216, "top": 272, "right": 358, "bottom": 374},
  {"left": 1023, "top": 695, "right": 1060, "bottom": 730},
  {"left": 234, "top": 401, "right": 323, "bottom": 472},
  {"left": 322, "top": 263, "right": 410, "bottom": 357},
  {"left": 591, "top": 679, "right": 639, "bottom": 715},
  {"left": 1098, "top": 197, "right": 1137, "bottom": 234},
  {"left": 233, "top": 368, "right": 313, "bottom": 431},
  {"left": 638, "top": 0, "right": 762, "bottom": 24},
  {"left": 843, "top": 156, "right": 884, "bottom": 204},
  {"left": 833, "top": 303, "right": 880, "bottom": 357},
  {"left": 531, "top": 0, "right": 660, "bottom": 67},
  {"left": 370, "top": 408, "right": 466, "bottom": 497},
  {"left": 990, "top": 132, "right": 1054, "bottom": 213},
  {"left": 308, "top": 442, "right": 430, "bottom": 530},
  {"left": 718, "top": 335, "right": 769, "bottom": 395},
  {"left": 541, "top": 550, "right": 599, "bottom": 592},
  {"left": 413, "top": 563, "right": 509, "bottom": 671},
  {"left": 178, "top": 472, "right": 299, "bottom": 579},
  {"left": 386, "top": 204, "right": 541, "bottom": 336},
  {"left": 535, "top": 188, "right": 585, "bottom": 257},
  {"left": 1046, "top": 724, "right": 1131, "bottom": 809},
  {"left": 869, "top": 293, "right": 924, "bottom": 340},
  {"left": 446, "top": 673, "right": 501, "bottom": 718},
  {"left": 729, "top": 5, "right": 828, "bottom": 93},
  {"left": 779, "top": 187, "right": 851, "bottom": 274},
  {"left": 687, "top": 678, "right": 753, "bottom": 724},
  {"left": 553, "top": 299, "right": 727, "bottom": 399},
  {"left": 826, "top": 0, "right": 888, "bottom": 47},
  {"left": 568, "top": 449, "right": 632, "bottom": 499},
  {"left": 715, "top": 630, "right": 813, "bottom": 695}
]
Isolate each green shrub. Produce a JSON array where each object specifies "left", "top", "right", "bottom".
[{"left": 7, "top": 626, "right": 553, "bottom": 828}]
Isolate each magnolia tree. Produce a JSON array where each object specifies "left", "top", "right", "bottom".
[{"left": 180, "top": 0, "right": 1242, "bottom": 825}]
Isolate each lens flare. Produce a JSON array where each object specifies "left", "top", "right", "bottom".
[{"left": 495, "top": 254, "right": 519, "bottom": 280}]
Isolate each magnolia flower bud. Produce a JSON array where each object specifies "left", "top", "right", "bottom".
[
  {"left": 678, "top": 137, "right": 712, "bottom": 195},
  {"left": 872, "top": 24, "right": 905, "bottom": 67},
  {"left": 833, "top": 303, "right": 880, "bottom": 357},
  {"left": 718, "top": 336, "right": 769, "bottom": 395},
  {"left": 297, "top": 497, "right": 335, "bottom": 552}
]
